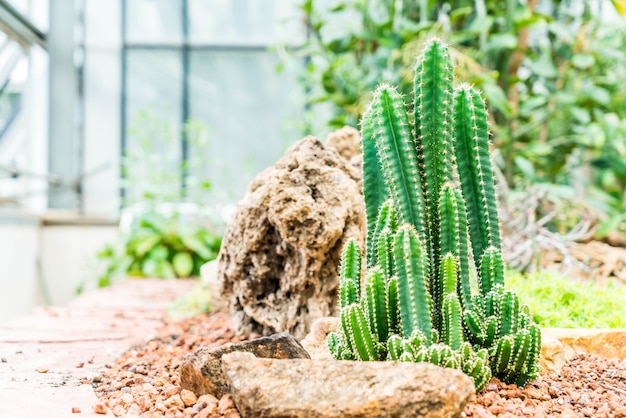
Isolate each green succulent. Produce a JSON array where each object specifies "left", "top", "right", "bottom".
[{"left": 328, "top": 39, "right": 541, "bottom": 391}]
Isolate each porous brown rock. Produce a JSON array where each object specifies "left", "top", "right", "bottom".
[
  {"left": 222, "top": 352, "right": 475, "bottom": 418},
  {"left": 325, "top": 126, "right": 361, "bottom": 164},
  {"left": 179, "top": 332, "right": 310, "bottom": 397},
  {"left": 217, "top": 134, "right": 366, "bottom": 339}
]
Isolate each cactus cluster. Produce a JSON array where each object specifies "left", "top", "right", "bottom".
[{"left": 328, "top": 39, "right": 541, "bottom": 391}]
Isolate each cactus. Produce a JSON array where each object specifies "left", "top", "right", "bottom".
[{"left": 328, "top": 38, "right": 541, "bottom": 391}]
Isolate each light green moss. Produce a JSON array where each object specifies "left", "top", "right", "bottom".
[
  {"left": 167, "top": 283, "right": 212, "bottom": 318},
  {"left": 506, "top": 271, "right": 626, "bottom": 328}
]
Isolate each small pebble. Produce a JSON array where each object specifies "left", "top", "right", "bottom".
[
  {"left": 1, "top": 357, "right": 7, "bottom": 363},
  {"left": 71, "top": 406, "right": 81, "bottom": 413},
  {"left": 180, "top": 389, "right": 197, "bottom": 407},
  {"left": 218, "top": 394, "right": 235, "bottom": 414},
  {"left": 92, "top": 402, "right": 107, "bottom": 414}
]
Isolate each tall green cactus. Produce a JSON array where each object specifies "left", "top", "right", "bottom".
[{"left": 328, "top": 38, "right": 541, "bottom": 391}]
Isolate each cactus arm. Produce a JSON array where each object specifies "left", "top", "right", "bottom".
[
  {"left": 492, "top": 335, "right": 514, "bottom": 375},
  {"left": 508, "top": 329, "right": 532, "bottom": 380},
  {"left": 386, "top": 276, "right": 399, "bottom": 334},
  {"left": 438, "top": 185, "right": 472, "bottom": 309},
  {"left": 376, "top": 229, "right": 395, "bottom": 279},
  {"left": 364, "top": 267, "right": 390, "bottom": 342},
  {"left": 340, "top": 239, "right": 362, "bottom": 292},
  {"left": 479, "top": 247, "right": 505, "bottom": 294},
  {"left": 393, "top": 225, "right": 433, "bottom": 343},
  {"left": 361, "top": 107, "right": 390, "bottom": 262},
  {"left": 386, "top": 334, "right": 403, "bottom": 360},
  {"left": 453, "top": 84, "right": 501, "bottom": 268},
  {"left": 442, "top": 294, "right": 463, "bottom": 350},
  {"left": 345, "top": 304, "right": 378, "bottom": 361},
  {"left": 369, "top": 84, "right": 428, "bottom": 241},
  {"left": 464, "top": 309, "right": 486, "bottom": 344},
  {"left": 439, "top": 254, "right": 463, "bottom": 350},
  {"left": 368, "top": 200, "right": 397, "bottom": 267},
  {"left": 339, "top": 278, "right": 359, "bottom": 308},
  {"left": 414, "top": 39, "right": 455, "bottom": 277},
  {"left": 499, "top": 290, "right": 520, "bottom": 338},
  {"left": 485, "top": 316, "right": 499, "bottom": 347},
  {"left": 327, "top": 332, "right": 353, "bottom": 360}
]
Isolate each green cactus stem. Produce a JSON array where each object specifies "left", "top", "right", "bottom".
[
  {"left": 438, "top": 184, "right": 472, "bottom": 309},
  {"left": 414, "top": 39, "right": 455, "bottom": 287},
  {"left": 369, "top": 84, "right": 428, "bottom": 242},
  {"left": 368, "top": 200, "right": 397, "bottom": 267},
  {"left": 329, "top": 37, "right": 541, "bottom": 392},
  {"left": 364, "top": 267, "right": 390, "bottom": 342},
  {"left": 394, "top": 225, "right": 433, "bottom": 343},
  {"left": 345, "top": 304, "right": 378, "bottom": 361},
  {"left": 340, "top": 239, "right": 362, "bottom": 290},
  {"left": 453, "top": 84, "right": 501, "bottom": 275},
  {"left": 479, "top": 247, "right": 505, "bottom": 295},
  {"left": 361, "top": 107, "right": 390, "bottom": 261}
]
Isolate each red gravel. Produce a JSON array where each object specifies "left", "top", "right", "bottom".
[
  {"left": 464, "top": 355, "right": 626, "bottom": 417},
  {"left": 94, "top": 311, "right": 626, "bottom": 417}
]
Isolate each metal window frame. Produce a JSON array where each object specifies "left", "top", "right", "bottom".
[
  {"left": 0, "top": 0, "right": 46, "bottom": 49},
  {"left": 119, "top": 0, "right": 270, "bottom": 207}
]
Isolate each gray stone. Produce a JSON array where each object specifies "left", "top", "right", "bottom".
[
  {"left": 222, "top": 352, "right": 475, "bottom": 418},
  {"left": 217, "top": 134, "right": 366, "bottom": 339},
  {"left": 180, "top": 332, "right": 310, "bottom": 397}
]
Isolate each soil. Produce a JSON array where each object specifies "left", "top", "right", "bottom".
[{"left": 93, "top": 311, "right": 626, "bottom": 417}]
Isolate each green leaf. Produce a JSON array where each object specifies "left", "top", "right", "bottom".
[
  {"left": 486, "top": 33, "right": 518, "bottom": 51},
  {"left": 180, "top": 234, "right": 212, "bottom": 260},
  {"left": 173, "top": 252, "right": 195, "bottom": 277},
  {"left": 571, "top": 53, "right": 595, "bottom": 69},
  {"left": 134, "top": 234, "right": 161, "bottom": 257},
  {"left": 148, "top": 245, "right": 169, "bottom": 261}
]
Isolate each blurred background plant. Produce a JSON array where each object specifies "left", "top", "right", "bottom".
[
  {"left": 84, "top": 113, "right": 223, "bottom": 290},
  {"left": 290, "top": 0, "right": 626, "bottom": 243},
  {"left": 507, "top": 270, "right": 626, "bottom": 328}
]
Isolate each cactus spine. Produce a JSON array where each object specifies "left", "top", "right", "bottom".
[{"left": 329, "top": 38, "right": 541, "bottom": 391}]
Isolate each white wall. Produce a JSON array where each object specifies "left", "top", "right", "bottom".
[
  {"left": 39, "top": 222, "right": 118, "bottom": 306},
  {"left": 0, "top": 212, "right": 39, "bottom": 324}
]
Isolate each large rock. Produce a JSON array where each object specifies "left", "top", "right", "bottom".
[
  {"left": 180, "top": 332, "right": 310, "bottom": 397},
  {"left": 217, "top": 135, "right": 366, "bottom": 339},
  {"left": 222, "top": 352, "right": 475, "bottom": 418},
  {"left": 541, "top": 328, "right": 626, "bottom": 372},
  {"left": 325, "top": 126, "right": 361, "bottom": 166}
]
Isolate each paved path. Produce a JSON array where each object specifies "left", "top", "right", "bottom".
[{"left": 0, "top": 279, "right": 195, "bottom": 417}]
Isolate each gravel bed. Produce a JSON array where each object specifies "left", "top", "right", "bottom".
[{"left": 93, "top": 311, "right": 626, "bottom": 417}]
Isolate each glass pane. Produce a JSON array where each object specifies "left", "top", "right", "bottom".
[
  {"left": 0, "top": 47, "right": 26, "bottom": 142},
  {"left": 188, "top": 0, "right": 304, "bottom": 46},
  {"left": 188, "top": 50, "right": 303, "bottom": 203},
  {"left": 125, "top": 50, "right": 183, "bottom": 204},
  {"left": 125, "top": 0, "right": 183, "bottom": 44},
  {"left": 5, "top": 0, "right": 28, "bottom": 15}
]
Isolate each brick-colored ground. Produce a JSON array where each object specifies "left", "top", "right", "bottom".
[{"left": 0, "top": 279, "right": 195, "bottom": 417}]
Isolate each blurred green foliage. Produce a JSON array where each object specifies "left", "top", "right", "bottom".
[
  {"left": 85, "top": 114, "right": 221, "bottom": 290},
  {"left": 95, "top": 212, "right": 221, "bottom": 288},
  {"left": 507, "top": 270, "right": 626, "bottom": 328},
  {"left": 294, "top": 0, "right": 626, "bottom": 236}
]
